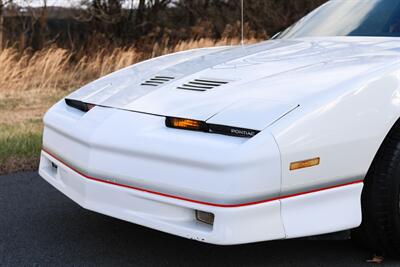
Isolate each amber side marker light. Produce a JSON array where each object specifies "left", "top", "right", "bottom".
[
  {"left": 290, "top": 157, "right": 320, "bottom": 171},
  {"left": 165, "top": 117, "right": 208, "bottom": 131}
]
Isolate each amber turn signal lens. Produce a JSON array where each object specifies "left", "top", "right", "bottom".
[
  {"left": 165, "top": 117, "right": 208, "bottom": 131},
  {"left": 290, "top": 157, "right": 320, "bottom": 171}
]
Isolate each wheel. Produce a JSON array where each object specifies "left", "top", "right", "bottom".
[{"left": 352, "top": 122, "right": 400, "bottom": 257}]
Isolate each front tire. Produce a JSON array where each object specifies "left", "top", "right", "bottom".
[{"left": 352, "top": 124, "right": 400, "bottom": 257}]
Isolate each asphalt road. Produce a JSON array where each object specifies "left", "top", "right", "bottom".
[{"left": 1, "top": 172, "right": 400, "bottom": 267}]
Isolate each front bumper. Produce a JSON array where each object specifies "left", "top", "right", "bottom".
[{"left": 39, "top": 150, "right": 285, "bottom": 245}]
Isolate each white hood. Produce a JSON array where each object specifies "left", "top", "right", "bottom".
[{"left": 67, "top": 37, "right": 400, "bottom": 130}]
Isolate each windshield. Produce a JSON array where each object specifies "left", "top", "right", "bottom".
[{"left": 278, "top": 0, "right": 400, "bottom": 39}]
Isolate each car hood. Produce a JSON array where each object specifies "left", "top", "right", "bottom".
[{"left": 67, "top": 37, "right": 400, "bottom": 130}]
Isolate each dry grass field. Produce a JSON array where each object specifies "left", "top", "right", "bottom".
[{"left": 0, "top": 38, "right": 250, "bottom": 174}]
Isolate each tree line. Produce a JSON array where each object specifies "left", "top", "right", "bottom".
[{"left": 0, "top": 0, "right": 327, "bottom": 52}]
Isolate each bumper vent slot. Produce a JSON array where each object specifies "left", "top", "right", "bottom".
[
  {"left": 177, "top": 79, "right": 229, "bottom": 92},
  {"left": 141, "top": 76, "right": 175, "bottom": 87}
]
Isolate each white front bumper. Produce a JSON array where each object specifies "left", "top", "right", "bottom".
[
  {"left": 39, "top": 149, "right": 363, "bottom": 245},
  {"left": 39, "top": 150, "right": 286, "bottom": 245}
]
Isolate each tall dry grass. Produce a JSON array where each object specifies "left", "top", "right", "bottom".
[
  {"left": 0, "top": 47, "right": 140, "bottom": 94},
  {"left": 0, "top": 38, "right": 249, "bottom": 95}
]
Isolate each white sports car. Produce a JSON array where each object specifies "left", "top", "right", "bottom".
[{"left": 39, "top": 0, "right": 400, "bottom": 256}]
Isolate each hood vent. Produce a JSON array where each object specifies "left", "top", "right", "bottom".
[
  {"left": 177, "top": 79, "right": 229, "bottom": 92},
  {"left": 141, "top": 76, "right": 175, "bottom": 87}
]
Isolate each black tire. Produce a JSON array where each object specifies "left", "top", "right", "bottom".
[{"left": 352, "top": 122, "right": 400, "bottom": 257}]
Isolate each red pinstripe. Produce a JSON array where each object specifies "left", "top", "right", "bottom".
[{"left": 42, "top": 148, "right": 364, "bottom": 208}]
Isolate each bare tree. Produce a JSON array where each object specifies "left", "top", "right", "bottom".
[
  {"left": 135, "top": 0, "right": 145, "bottom": 25},
  {"left": 21, "top": 0, "right": 48, "bottom": 50},
  {"left": 0, "top": 0, "right": 12, "bottom": 51},
  {"left": 147, "top": 0, "right": 171, "bottom": 19},
  {"left": 174, "top": 0, "right": 211, "bottom": 25},
  {"left": 37, "top": 0, "right": 48, "bottom": 49},
  {"left": 86, "top": 0, "right": 124, "bottom": 24},
  {"left": 0, "top": 0, "right": 5, "bottom": 51}
]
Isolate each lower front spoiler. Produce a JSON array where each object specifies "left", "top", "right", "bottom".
[
  {"left": 39, "top": 150, "right": 364, "bottom": 245},
  {"left": 39, "top": 150, "right": 286, "bottom": 245}
]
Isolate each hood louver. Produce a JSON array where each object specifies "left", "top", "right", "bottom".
[
  {"left": 177, "top": 79, "right": 229, "bottom": 92},
  {"left": 141, "top": 76, "right": 175, "bottom": 87}
]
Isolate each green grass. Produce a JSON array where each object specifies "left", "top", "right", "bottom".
[
  {"left": 0, "top": 120, "right": 43, "bottom": 174},
  {"left": 0, "top": 88, "right": 68, "bottom": 174},
  {"left": 0, "top": 125, "right": 42, "bottom": 160}
]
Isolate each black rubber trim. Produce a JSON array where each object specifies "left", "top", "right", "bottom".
[{"left": 65, "top": 99, "right": 92, "bottom": 112}]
